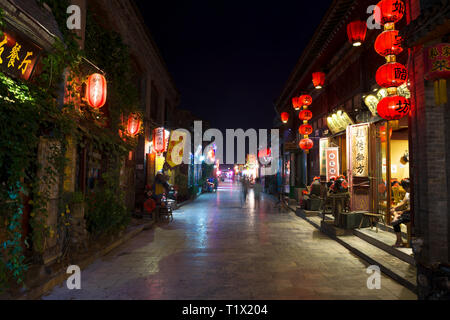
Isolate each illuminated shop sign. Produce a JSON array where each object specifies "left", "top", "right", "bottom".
[
  {"left": 325, "top": 147, "right": 340, "bottom": 181},
  {"left": 327, "top": 110, "right": 354, "bottom": 134},
  {"left": 0, "top": 28, "right": 42, "bottom": 81},
  {"left": 348, "top": 124, "right": 369, "bottom": 178},
  {"left": 364, "top": 85, "right": 410, "bottom": 117}
]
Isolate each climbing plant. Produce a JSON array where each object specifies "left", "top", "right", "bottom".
[{"left": 0, "top": 0, "right": 141, "bottom": 290}]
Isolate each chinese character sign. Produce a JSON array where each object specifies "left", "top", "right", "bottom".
[
  {"left": 424, "top": 43, "right": 450, "bottom": 81},
  {"left": 319, "top": 138, "right": 329, "bottom": 177},
  {"left": 326, "top": 147, "right": 340, "bottom": 182},
  {"left": 350, "top": 124, "right": 369, "bottom": 178},
  {"left": 0, "top": 29, "right": 41, "bottom": 81}
]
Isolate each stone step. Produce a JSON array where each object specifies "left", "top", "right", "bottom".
[
  {"left": 354, "top": 228, "right": 415, "bottom": 266},
  {"left": 336, "top": 235, "right": 417, "bottom": 293}
]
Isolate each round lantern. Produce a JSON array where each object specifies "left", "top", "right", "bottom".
[
  {"left": 299, "top": 124, "right": 313, "bottom": 136},
  {"left": 375, "top": 30, "right": 403, "bottom": 57},
  {"left": 347, "top": 20, "right": 367, "bottom": 47},
  {"left": 300, "top": 95, "right": 313, "bottom": 107},
  {"left": 299, "top": 109, "right": 313, "bottom": 121},
  {"left": 281, "top": 112, "right": 289, "bottom": 124},
  {"left": 312, "top": 72, "right": 325, "bottom": 89},
  {"left": 86, "top": 73, "right": 107, "bottom": 109},
  {"left": 127, "top": 113, "right": 141, "bottom": 136},
  {"left": 299, "top": 138, "right": 314, "bottom": 151},
  {"left": 292, "top": 97, "right": 300, "bottom": 111},
  {"left": 377, "top": 95, "right": 410, "bottom": 120},
  {"left": 375, "top": 0, "right": 405, "bottom": 26},
  {"left": 376, "top": 62, "right": 408, "bottom": 88},
  {"left": 380, "top": 125, "right": 393, "bottom": 142}
]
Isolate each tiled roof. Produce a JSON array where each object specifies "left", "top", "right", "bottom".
[{"left": 9, "top": 0, "right": 63, "bottom": 39}]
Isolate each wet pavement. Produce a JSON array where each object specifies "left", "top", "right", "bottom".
[{"left": 43, "top": 181, "right": 416, "bottom": 300}]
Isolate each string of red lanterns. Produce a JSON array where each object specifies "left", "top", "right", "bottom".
[
  {"left": 298, "top": 96, "right": 314, "bottom": 153},
  {"left": 374, "top": 0, "right": 410, "bottom": 121}
]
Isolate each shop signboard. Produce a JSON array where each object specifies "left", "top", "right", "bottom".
[
  {"left": 327, "top": 110, "right": 354, "bottom": 134},
  {"left": 349, "top": 124, "right": 369, "bottom": 178},
  {"left": 319, "top": 138, "right": 329, "bottom": 177},
  {"left": 325, "top": 147, "right": 340, "bottom": 182},
  {"left": 165, "top": 130, "right": 188, "bottom": 168},
  {"left": 0, "top": 27, "right": 42, "bottom": 81}
]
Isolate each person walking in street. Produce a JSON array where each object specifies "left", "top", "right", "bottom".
[
  {"left": 241, "top": 177, "right": 249, "bottom": 207},
  {"left": 253, "top": 178, "right": 263, "bottom": 210}
]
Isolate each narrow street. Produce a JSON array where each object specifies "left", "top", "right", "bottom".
[{"left": 44, "top": 181, "right": 416, "bottom": 300}]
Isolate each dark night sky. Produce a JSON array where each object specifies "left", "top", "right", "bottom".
[{"left": 135, "top": 0, "right": 332, "bottom": 132}]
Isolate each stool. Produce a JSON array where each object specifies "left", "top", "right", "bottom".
[{"left": 359, "top": 212, "right": 386, "bottom": 233}]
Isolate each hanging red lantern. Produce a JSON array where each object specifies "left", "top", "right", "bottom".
[
  {"left": 376, "top": 62, "right": 408, "bottom": 88},
  {"left": 258, "top": 148, "right": 272, "bottom": 159},
  {"left": 299, "top": 109, "right": 313, "bottom": 121},
  {"left": 153, "top": 127, "right": 166, "bottom": 154},
  {"left": 127, "top": 113, "right": 141, "bottom": 137},
  {"left": 86, "top": 73, "right": 107, "bottom": 109},
  {"left": 300, "top": 95, "right": 313, "bottom": 107},
  {"left": 299, "top": 124, "right": 313, "bottom": 136},
  {"left": 380, "top": 125, "right": 393, "bottom": 142},
  {"left": 347, "top": 20, "right": 367, "bottom": 47},
  {"left": 312, "top": 72, "right": 325, "bottom": 89},
  {"left": 299, "top": 138, "right": 314, "bottom": 151},
  {"left": 377, "top": 95, "right": 410, "bottom": 120},
  {"left": 375, "top": 0, "right": 405, "bottom": 26},
  {"left": 281, "top": 112, "right": 289, "bottom": 124},
  {"left": 375, "top": 30, "right": 403, "bottom": 57},
  {"left": 292, "top": 97, "right": 300, "bottom": 110}
]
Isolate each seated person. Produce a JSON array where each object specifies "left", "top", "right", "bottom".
[
  {"left": 391, "top": 179, "right": 411, "bottom": 247},
  {"left": 303, "top": 177, "right": 322, "bottom": 210}
]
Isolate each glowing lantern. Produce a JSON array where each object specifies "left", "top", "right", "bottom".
[
  {"left": 258, "top": 148, "right": 272, "bottom": 160},
  {"left": 375, "top": 30, "right": 403, "bottom": 57},
  {"left": 153, "top": 127, "right": 166, "bottom": 154},
  {"left": 300, "top": 95, "right": 313, "bottom": 107},
  {"left": 127, "top": 113, "right": 141, "bottom": 136},
  {"left": 299, "top": 138, "right": 314, "bottom": 152},
  {"left": 380, "top": 125, "right": 393, "bottom": 142},
  {"left": 299, "top": 109, "right": 313, "bottom": 121},
  {"left": 377, "top": 95, "right": 410, "bottom": 120},
  {"left": 281, "top": 112, "right": 289, "bottom": 124},
  {"left": 86, "top": 73, "right": 107, "bottom": 109},
  {"left": 375, "top": 0, "right": 405, "bottom": 26},
  {"left": 299, "top": 124, "right": 313, "bottom": 136},
  {"left": 292, "top": 97, "right": 300, "bottom": 111},
  {"left": 376, "top": 62, "right": 408, "bottom": 88},
  {"left": 347, "top": 20, "right": 367, "bottom": 47},
  {"left": 312, "top": 72, "right": 325, "bottom": 89}
]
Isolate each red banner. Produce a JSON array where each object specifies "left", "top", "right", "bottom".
[{"left": 326, "top": 148, "right": 339, "bottom": 182}]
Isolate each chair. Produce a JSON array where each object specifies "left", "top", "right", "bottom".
[{"left": 359, "top": 212, "right": 386, "bottom": 233}]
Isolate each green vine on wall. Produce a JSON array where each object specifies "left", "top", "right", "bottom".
[{"left": 1, "top": 0, "right": 142, "bottom": 290}]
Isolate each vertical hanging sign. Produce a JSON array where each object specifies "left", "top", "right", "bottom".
[
  {"left": 350, "top": 124, "right": 369, "bottom": 178},
  {"left": 319, "top": 138, "right": 330, "bottom": 177},
  {"left": 325, "top": 147, "right": 340, "bottom": 182}
]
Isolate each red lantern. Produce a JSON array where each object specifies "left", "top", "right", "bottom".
[
  {"left": 300, "top": 95, "right": 312, "bottom": 107},
  {"left": 299, "top": 124, "right": 313, "bottom": 136},
  {"left": 375, "top": 30, "right": 403, "bottom": 57},
  {"left": 377, "top": 95, "right": 410, "bottom": 120},
  {"left": 292, "top": 97, "right": 300, "bottom": 110},
  {"left": 127, "top": 113, "right": 141, "bottom": 136},
  {"left": 153, "top": 127, "right": 166, "bottom": 154},
  {"left": 347, "top": 20, "right": 367, "bottom": 47},
  {"left": 299, "top": 109, "right": 313, "bottom": 121},
  {"left": 312, "top": 72, "right": 325, "bottom": 89},
  {"left": 375, "top": 0, "right": 405, "bottom": 26},
  {"left": 376, "top": 62, "right": 408, "bottom": 88},
  {"left": 299, "top": 138, "right": 314, "bottom": 151},
  {"left": 380, "top": 125, "right": 393, "bottom": 142},
  {"left": 86, "top": 73, "right": 107, "bottom": 109},
  {"left": 281, "top": 112, "right": 289, "bottom": 124},
  {"left": 258, "top": 148, "right": 272, "bottom": 159}
]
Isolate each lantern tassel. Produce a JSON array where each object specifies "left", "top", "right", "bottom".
[{"left": 434, "top": 80, "right": 441, "bottom": 105}]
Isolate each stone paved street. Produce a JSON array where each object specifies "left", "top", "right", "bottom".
[{"left": 44, "top": 181, "right": 416, "bottom": 300}]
